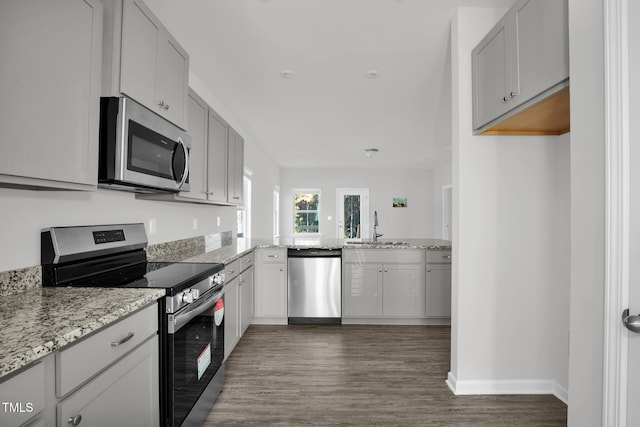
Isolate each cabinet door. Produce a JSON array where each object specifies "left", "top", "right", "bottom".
[
  {"left": 227, "top": 128, "right": 244, "bottom": 204},
  {"left": 472, "top": 16, "right": 510, "bottom": 130},
  {"left": 239, "top": 266, "right": 254, "bottom": 334},
  {"left": 156, "top": 34, "right": 189, "bottom": 129},
  {"left": 0, "top": 0, "right": 102, "bottom": 188},
  {"left": 181, "top": 90, "right": 208, "bottom": 200},
  {"left": 120, "top": 0, "right": 158, "bottom": 112},
  {"left": 57, "top": 336, "right": 159, "bottom": 427},
  {"left": 224, "top": 276, "right": 240, "bottom": 359},
  {"left": 257, "top": 263, "right": 287, "bottom": 318},
  {"left": 382, "top": 264, "right": 425, "bottom": 318},
  {"left": 343, "top": 263, "right": 382, "bottom": 317},
  {"left": 207, "top": 110, "right": 229, "bottom": 203},
  {"left": 510, "top": 0, "right": 569, "bottom": 109},
  {"left": 425, "top": 264, "right": 452, "bottom": 318}
]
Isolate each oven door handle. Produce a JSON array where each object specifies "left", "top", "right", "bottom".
[{"left": 168, "top": 289, "right": 224, "bottom": 334}]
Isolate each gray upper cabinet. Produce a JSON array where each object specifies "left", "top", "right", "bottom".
[
  {"left": 208, "top": 110, "right": 229, "bottom": 204},
  {"left": 182, "top": 90, "right": 209, "bottom": 201},
  {"left": 103, "top": 0, "right": 189, "bottom": 130},
  {"left": 472, "top": 16, "right": 510, "bottom": 131},
  {"left": 227, "top": 128, "right": 244, "bottom": 205},
  {"left": 147, "top": 89, "right": 244, "bottom": 206},
  {"left": 472, "top": 0, "right": 569, "bottom": 135},
  {"left": 0, "top": 0, "right": 103, "bottom": 190}
]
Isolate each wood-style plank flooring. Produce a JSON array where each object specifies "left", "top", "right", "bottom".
[{"left": 204, "top": 325, "right": 567, "bottom": 426}]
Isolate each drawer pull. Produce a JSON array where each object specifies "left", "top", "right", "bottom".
[
  {"left": 68, "top": 415, "right": 82, "bottom": 426},
  {"left": 444, "top": 255, "right": 452, "bottom": 259},
  {"left": 110, "top": 332, "right": 135, "bottom": 347},
  {"left": 268, "top": 255, "right": 278, "bottom": 258}
]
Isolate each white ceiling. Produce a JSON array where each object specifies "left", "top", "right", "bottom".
[{"left": 145, "top": 0, "right": 514, "bottom": 170}]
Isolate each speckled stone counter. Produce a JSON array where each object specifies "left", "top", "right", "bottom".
[
  {"left": 0, "top": 287, "right": 164, "bottom": 379},
  {"left": 149, "top": 236, "right": 452, "bottom": 266}
]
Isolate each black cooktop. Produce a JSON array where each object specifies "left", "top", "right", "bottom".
[{"left": 43, "top": 259, "right": 223, "bottom": 296}]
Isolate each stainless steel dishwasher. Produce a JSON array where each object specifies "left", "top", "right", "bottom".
[{"left": 287, "top": 248, "right": 342, "bottom": 324}]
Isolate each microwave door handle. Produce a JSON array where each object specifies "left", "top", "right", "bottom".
[{"left": 176, "top": 137, "right": 189, "bottom": 189}]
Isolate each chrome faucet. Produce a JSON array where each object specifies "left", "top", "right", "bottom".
[{"left": 373, "top": 210, "right": 383, "bottom": 242}]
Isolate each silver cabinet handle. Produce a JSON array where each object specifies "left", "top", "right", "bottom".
[
  {"left": 227, "top": 269, "right": 235, "bottom": 275},
  {"left": 279, "top": 267, "right": 284, "bottom": 271},
  {"left": 623, "top": 309, "right": 640, "bottom": 333},
  {"left": 68, "top": 415, "right": 82, "bottom": 425},
  {"left": 245, "top": 259, "right": 251, "bottom": 263},
  {"left": 510, "top": 91, "right": 519, "bottom": 98},
  {"left": 111, "top": 332, "right": 134, "bottom": 347},
  {"left": 502, "top": 96, "right": 509, "bottom": 103},
  {"left": 158, "top": 100, "right": 165, "bottom": 107},
  {"left": 268, "top": 255, "right": 278, "bottom": 258},
  {"left": 444, "top": 255, "right": 452, "bottom": 259},
  {"left": 164, "top": 104, "right": 170, "bottom": 110}
]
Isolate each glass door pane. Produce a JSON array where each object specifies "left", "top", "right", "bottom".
[{"left": 336, "top": 189, "right": 369, "bottom": 240}]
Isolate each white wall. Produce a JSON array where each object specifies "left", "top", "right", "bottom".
[
  {"left": 0, "top": 188, "right": 236, "bottom": 271},
  {"left": 280, "top": 168, "right": 434, "bottom": 240},
  {"left": 450, "top": 7, "right": 570, "bottom": 398},
  {"left": 567, "top": 0, "right": 606, "bottom": 424}
]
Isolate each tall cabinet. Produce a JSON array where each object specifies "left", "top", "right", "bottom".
[{"left": 0, "top": 0, "right": 103, "bottom": 190}]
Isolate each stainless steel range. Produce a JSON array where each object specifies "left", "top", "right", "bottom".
[{"left": 41, "top": 223, "right": 225, "bottom": 427}]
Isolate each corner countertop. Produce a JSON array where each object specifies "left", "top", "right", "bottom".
[
  {"left": 152, "top": 237, "right": 452, "bottom": 266},
  {"left": 0, "top": 287, "right": 164, "bottom": 379}
]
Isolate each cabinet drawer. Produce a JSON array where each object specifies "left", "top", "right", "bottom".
[
  {"left": 56, "top": 303, "right": 158, "bottom": 397},
  {"left": 260, "top": 248, "right": 286, "bottom": 262},
  {"left": 343, "top": 249, "right": 425, "bottom": 264},
  {"left": 240, "top": 251, "right": 254, "bottom": 272},
  {"left": 225, "top": 258, "right": 241, "bottom": 280},
  {"left": 57, "top": 335, "right": 159, "bottom": 427},
  {"left": 426, "top": 250, "right": 452, "bottom": 264},
  {"left": 0, "top": 361, "right": 46, "bottom": 427}
]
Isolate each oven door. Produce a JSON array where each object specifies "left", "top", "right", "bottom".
[{"left": 167, "top": 287, "right": 224, "bottom": 427}]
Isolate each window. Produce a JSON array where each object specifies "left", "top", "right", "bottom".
[{"left": 294, "top": 190, "right": 320, "bottom": 234}]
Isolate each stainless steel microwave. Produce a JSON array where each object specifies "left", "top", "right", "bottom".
[{"left": 98, "top": 97, "right": 191, "bottom": 193}]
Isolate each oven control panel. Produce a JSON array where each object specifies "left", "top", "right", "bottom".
[{"left": 92, "top": 229, "right": 125, "bottom": 244}]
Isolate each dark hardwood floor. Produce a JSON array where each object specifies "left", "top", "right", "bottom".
[{"left": 204, "top": 325, "right": 567, "bottom": 426}]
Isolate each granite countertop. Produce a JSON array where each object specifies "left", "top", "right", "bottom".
[
  {"left": 152, "top": 237, "right": 453, "bottom": 265},
  {"left": 0, "top": 287, "right": 164, "bottom": 379}
]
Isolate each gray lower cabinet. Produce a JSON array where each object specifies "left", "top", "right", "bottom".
[
  {"left": 425, "top": 250, "right": 452, "bottom": 318},
  {"left": 224, "top": 252, "right": 255, "bottom": 359},
  {"left": 342, "top": 249, "right": 426, "bottom": 319},
  {"left": 0, "top": 0, "right": 102, "bottom": 190},
  {"left": 57, "top": 335, "right": 159, "bottom": 427},
  {"left": 0, "top": 303, "right": 159, "bottom": 427},
  {"left": 254, "top": 248, "right": 288, "bottom": 323},
  {"left": 239, "top": 257, "right": 255, "bottom": 334},
  {"left": 0, "top": 357, "right": 50, "bottom": 427},
  {"left": 224, "top": 274, "right": 240, "bottom": 359}
]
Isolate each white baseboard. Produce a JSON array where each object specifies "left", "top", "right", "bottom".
[{"left": 446, "top": 371, "right": 568, "bottom": 405}]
